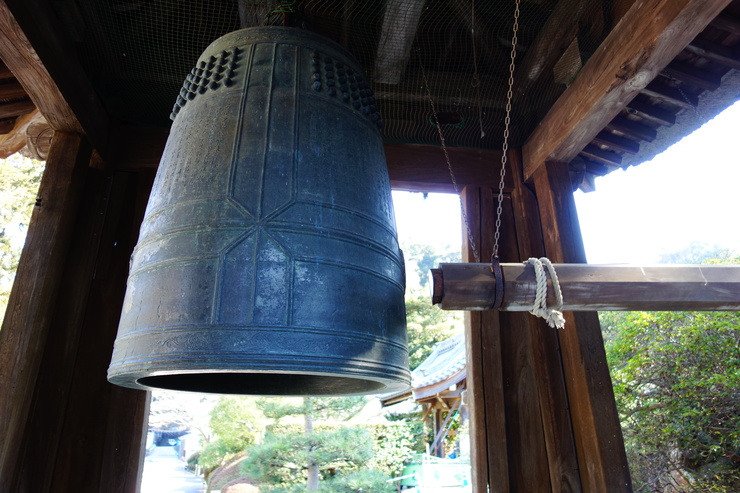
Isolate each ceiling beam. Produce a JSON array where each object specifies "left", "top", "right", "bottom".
[
  {"left": 385, "top": 143, "right": 511, "bottom": 194},
  {"left": 0, "top": 0, "right": 111, "bottom": 157},
  {"left": 521, "top": 0, "right": 732, "bottom": 181},
  {"left": 374, "top": 0, "right": 426, "bottom": 85},
  {"left": 513, "top": 0, "right": 588, "bottom": 100}
]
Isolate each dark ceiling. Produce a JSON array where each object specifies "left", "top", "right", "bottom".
[{"left": 27, "top": 0, "right": 740, "bottom": 183}]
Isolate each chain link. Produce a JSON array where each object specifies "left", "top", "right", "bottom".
[
  {"left": 492, "top": 0, "right": 520, "bottom": 260},
  {"left": 420, "top": 57, "right": 481, "bottom": 263}
]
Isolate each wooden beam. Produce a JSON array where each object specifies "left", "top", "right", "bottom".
[
  {"left": 0, "top": 132, "right": 91, "bottom": 490},
  {"left": 0, "top": 108, "right": 39, "bottom": 158},
  {"left": 685, "top": 37, "right": 740, "bottom": 71},
  {"left": 375, "top": 71, "right": 507, "bottom": 108},
  {"left": 709, "top": 12, "right": 740, "bottom": 36},
  {"left": 0, "top": 0, "right": 110, "bottom": 156},
  {"left": 508, "top": 150, "right": 581, "bottom": 492},
  {"left": 579, "top": 144, "right": 622, "bottom": 167},
  {"left": 385, "top": 143, "right": 510, "bottom": 193},
  {"left": 662, "top": 60, "right": 722, "bottom": 91},
  {"left": 531, "top": 160, "right": 632, "bottom": 492},
  {"left": 522, "top": 0, "right": 732, "bottom": 181},
  {"left": 606, "top": 115, "right": 657, "bottom": 142},
  {"left": 0, "top": 60, "right": 13, "bottom": 79},
  {"left": 432, "top": 263, "right": 740, "bottom": 312},
  {"left": 591, "top": 130, "right": 639, "bottom": 154},
  {"left": 0, "top": 80, "right": 26, "bottom": 100},
  {"left": 461, "top": 186, "right": 511, "bottom": 492},
  {"left": 513, "top": 0, "right": 587, "bottom": 99},
  {"left": 374, "top": 0, "right": 426, "bottom": 85},
  {"left": 640, "top": 80, "right": 698, "bottom": 110},
  {"left": 625, "top": 99, "right": 676, "bottom": 126},
  {"left": 0, "top": 98, "right": 34, "bottom": 119},
  {"left": 0, "top": 117, "right": 14, "bottom": 134}
]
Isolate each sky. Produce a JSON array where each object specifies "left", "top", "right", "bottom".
[{"left": 392, "top": 100, "right": 740, "bottom": 265}]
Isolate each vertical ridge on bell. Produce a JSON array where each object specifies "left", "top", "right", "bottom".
[{"left": 108, "top": 27, "right": 410, "bottom": 396}]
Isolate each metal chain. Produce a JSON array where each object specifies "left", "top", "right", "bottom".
[
  {"left": 420, "top": 57, "right": 481, "bottom": 263},
  {"left": 492, "top": 0, "right": 521, "bottom": 260}
]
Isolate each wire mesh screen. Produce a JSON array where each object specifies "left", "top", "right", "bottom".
[{"left": 59, "top": 0, "right": 617, "bottom": 148}]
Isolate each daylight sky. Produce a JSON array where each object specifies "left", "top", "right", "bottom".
[{"left": 392, "top": 100, "right": 740, "bottom": 265}]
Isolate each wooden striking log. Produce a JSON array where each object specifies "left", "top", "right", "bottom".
[{"left": 431, "top": 263, "right": 740, "bottom": 312}]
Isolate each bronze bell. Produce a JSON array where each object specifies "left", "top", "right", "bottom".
[{"left": 107, "top": 27, "right": 410, "bottom": 396}]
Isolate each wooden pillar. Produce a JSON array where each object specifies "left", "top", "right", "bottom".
[
  {"left": 0, "top": 132, "right": 154, "bottom": 492},
  {"left": 0, "top": 132, "right": 91, "bottom": 488},
  {"left": 462, "top": 179, "right": 552, "bottom": 492},
  {"left": 531, "top": 160, "right": 632, "bottom": 492},
  {"left": 463, "top": 150, "right": 624, "bottom": 492}
]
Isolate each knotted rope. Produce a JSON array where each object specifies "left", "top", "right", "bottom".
[{"left": 524, "top": 257, "right": 565, "bottom": 329}]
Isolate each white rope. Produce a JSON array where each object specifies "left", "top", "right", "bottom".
[{"left": 524, "top": 257, "right": 565, "bottom": 329}]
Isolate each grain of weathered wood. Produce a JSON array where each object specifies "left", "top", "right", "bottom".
[
  {"left": 0, "top": 80, "right": 27, "bottom": 99},
  {"left": 532, "top": 161, "right": 632, "bottom": 492},
  {"left": 461, "top": 187, "right": 498, "bottom": 493},
  {"left": 626, "top": 99, "right": 676, "bottom": 127},
  {"left": 0, "top": 108, "right": 39, "bottom": 157},
  {"left": 386, "top": 143, "right": 510, "bottom": 193},
  {"left": 709, "top": 12, "right": 740, "bottom": 36},
  {"left": 579, "top": 144, "right": 622, "bottom": 167},
  {"left": 0, "top": 98, "right": 34, "bottom": 119},
  {"left": 49, "top": 171, "right": 151, "bottom": 493},
  {"left": 685, "top": 37, "right": 740, "bottom": 71},
  {"left": 374, "top": 0, "right": 426, "bottom": 85},
  {"left": 606, "top": 115, "right": 657, "bottom": 142},
  {"left": 662, "top": 60, "right": 722, "bottom": 91},
  {"left": 513, "top": 0, "right": 587, "bottom": 99},
  {"left": 497, "top": 192, "right": 551, "bottom": 492},
  {"left": 433, "top": 263, "right": 740, "bottom": 312},
  {"left": 640, "top": 80, "right": 698, "bottom": 110},
  {"left": 592, "top": 130, "right": 639, "bottom": 154},
  {"left": 522, "top": 0, "right": 732, "bottom": 180},
  {"left": 0, "top": 132, "right": 90, "bottom": 491},
  {"left": 509, "top": 150, "right": 581, "bottom": 493},
  {"left": 0, "top": 60, "right": 14, "bottom": 79},
  {"left": 0, "top": 0, "right": 110, "bottom": 154},
  {"left": 13, "top": 169, "right": 113, "bottom": 493}
]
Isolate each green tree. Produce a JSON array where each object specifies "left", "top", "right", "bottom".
[
  {"left": 199, "top": 396, "right": 264, "bottom": 473},
  {"left": 242, "top": 396, "right": 377, "bottom": 491},
  {"left": 604, "top": 256, "right": 740, "bottom": 491},
  {"left": 402, "top": 242, "right": 464, "bottom": 370},
  {"left": 405, "top": 290, "right": 462, "bottom": 370},
  {"left": 404, "top": 243, "right": 460, "bottom": 289},
  {"left": 0, "top": 155, "right": 44, "bottom": 324}
]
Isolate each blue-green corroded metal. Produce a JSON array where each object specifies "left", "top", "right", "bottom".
[{"left": 108, "top": 27, "right": 409, "bottom": 396}]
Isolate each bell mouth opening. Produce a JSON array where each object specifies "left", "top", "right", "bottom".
[{"left": 137, "top": 372, "right": 387, "bottom": 396}]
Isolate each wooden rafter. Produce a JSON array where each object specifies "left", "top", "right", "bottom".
[
  {"left": 685, "top": 37, "right": 740, "bottom": 71},
  {"left": 0, "top": 0, "right": 110, "bottom": 156},
  {"left": 513, "top": 0, "right": 588, "bottom": 99},
  {"left": 522, "top": 0, "right": 732, "bottom": 181},
  {"left": 374, "top": 0, "right": 426, "bottom": 85}
]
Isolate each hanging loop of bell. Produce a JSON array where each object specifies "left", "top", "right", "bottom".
[{"left": 107, "top": 27, "right": 410, "bottom": 396}]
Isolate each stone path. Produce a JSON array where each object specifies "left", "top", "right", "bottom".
[{"left": 141, "top": 446, "right": 207, "bottom": 493}]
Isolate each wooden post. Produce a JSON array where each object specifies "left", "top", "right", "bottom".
[
  {"left": 532, "top": 161, "right": 632, "bottom": 492},
  {"left": 0, "top": 132, "right": 154, "bottom": 492},
  {"left": 462, "top": 183, "right": 554, "bottom": 492},
  {"left": 0, "top": 132, "right": 90, "bottom": 489}
]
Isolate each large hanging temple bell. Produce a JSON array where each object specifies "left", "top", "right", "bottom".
[{"left": 108, "top": 27, "right": 410, "bottom": 395}]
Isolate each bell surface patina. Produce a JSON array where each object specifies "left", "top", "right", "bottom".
[{"left": 108, "top": 27, "right": 410, "bottom": 396}]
